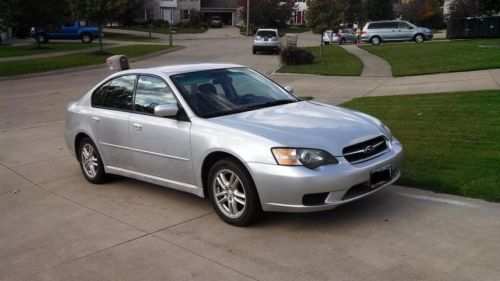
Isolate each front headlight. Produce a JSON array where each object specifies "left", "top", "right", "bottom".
[
  {"left": 271, "top": 148, "right": 338, "bottom": 169},
  {"left": 382, "top": 124, "right": 393, "bottom": 141}
]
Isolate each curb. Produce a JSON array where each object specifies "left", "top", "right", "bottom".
[{"left": 0, "top": 45, "right": 185, "bottom": 81}]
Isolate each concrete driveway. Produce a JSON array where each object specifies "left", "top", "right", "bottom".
[{"left": 1, "top": 29, "right": 499, "bottom": 281}]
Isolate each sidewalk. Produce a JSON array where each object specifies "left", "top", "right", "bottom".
[
  {"left": 341, "top": 45, "right": 392, "bottom": 77},
  {"left": 272, "top": 68, "right": 500, "bottom": 105}
]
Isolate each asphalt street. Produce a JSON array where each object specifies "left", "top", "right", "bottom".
[{"left": 0, "top": 27, "right": 499, "bottom": 281}]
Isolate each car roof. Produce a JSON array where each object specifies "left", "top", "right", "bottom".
[
  {"left": 256, "top": 29, "right": 278, "bottom": 32},
  {"left": 367, "top": 20, "right": 406, "bottom": 23},
  {"left": 118, "top": 63, "right": 245, "bottom": 77}
]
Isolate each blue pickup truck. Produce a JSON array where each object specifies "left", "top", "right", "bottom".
[{"left": 31, "top": 20, "right": 101, "bottom": 43}]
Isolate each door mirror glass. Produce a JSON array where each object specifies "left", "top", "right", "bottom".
[
  {"left": 284, "top": 85, "right": 294, "bottom": 94},
  {"left": 154, "top": 103, "right": 178, "bottom": 117}
]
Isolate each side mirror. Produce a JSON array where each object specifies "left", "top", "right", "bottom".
[
  {"left": 154, "top": 103, "right": 178, "bottom": 117},
  {"left": 284, "top": 85, "right": 294, "bottom": 94}
]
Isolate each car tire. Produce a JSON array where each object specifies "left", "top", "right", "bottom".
[
  {"left": 252, "top": 49, "right": 257, "bottom": 54},
  {"left": 36, "top": 33, "right": 48, "bottom": 43},
  {"left": 371, "top": 36, "right": 381, "bottom": 45},
  {"left": 414, "top": 34, "right": 424, "bottom": 43},
  {"left": 339, "top": 38, "right": 346, "bottom": 45},
  {"left": 208, "top": 158, "right": 262, "bottom": 226},
  {"left": 78, "top": 137, "right": 106, "bottom": 183},
  {"left": 324, "top": 41, "right": 329, "bottom": 45},
  {"left": 81, "top": 33, "right": 93, "bottom": 43}
]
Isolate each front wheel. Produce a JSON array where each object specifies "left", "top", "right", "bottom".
[
  {"left": 78, "top": 137, "right": 106, "bottom": 183},
  {"left": 208, "top": 158, "right": 262, "bottom": 226},
  {"left": 81, "top": 33, "right": 93, "bottom": 43},
  {"left": 414, "top": 34, "right": 424, "bottom": 43}
]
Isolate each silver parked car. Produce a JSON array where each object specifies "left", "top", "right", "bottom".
[
  {"left": 323, "top": 28, "right": 358, "bottom": 45},
  {"left": 65, "top": 63, "right": 403, "bottom": 226},
  {"left": 361, "top": 20, "right": 433, "bottom": 45},
  {"left": 253, "top": 28, "right": 281, "bottom": 54}
]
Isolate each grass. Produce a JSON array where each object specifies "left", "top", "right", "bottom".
[
  {"left": 0, "top": 44, "right": 175, "bottom": 77},
  {"left": 277, "top": 45, "right": 363, "bottom": 76},
  {"left": 0, "top": 42, "right": 99, "bottom": 58},
  {"left": 108, "top": 26, "right": 207, "bottom": 34},
  {"left": 104, "top": 32, "right": 160, "bottom": 42},
  {"left": 341, "top": 90, "right": 500, "bottom": 202},
  {"left": 360, "top": 39, "right": 500, "bottom": 76}
]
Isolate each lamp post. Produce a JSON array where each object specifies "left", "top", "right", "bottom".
[{"left": 246, "top": 0, "right": 250, "bottom": 36}]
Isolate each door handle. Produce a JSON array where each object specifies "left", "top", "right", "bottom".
[
  {"left": 92, "top": 116, "right": 100, "bottom": 123},
  {"left": 132, "top": 123, "right": 143, "bottom": 131}
]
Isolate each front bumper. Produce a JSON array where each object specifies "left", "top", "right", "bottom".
[
  {"left": 253, "top": 41, "right": 280, "bottom": 52},
  {"left": 248, "top": 139, "right": 403, "bottom": 212}
]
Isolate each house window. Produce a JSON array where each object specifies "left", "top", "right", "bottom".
[{"left": 181, "top": 9, "right": 190, "bottom": 20}]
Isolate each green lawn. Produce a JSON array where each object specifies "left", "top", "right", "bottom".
[
  {"left": 342, "top": 90, "right": 500, "bottom": 202},
  {"left": 108, "top": 26, "right": 207, "bottom": 34},
  {"left": 277, "top": 45, "right": 363, "bottom": 76},
  {"left": 104, "top": 32, "right": 160, "bottom": 42},
  {"left": 361, "top": 39, "right": 500, "bottom": 76},
  {"left": 0, "top": 44, "right": 175, "bottom": 77},
  {"left": 0, "top": 42, "right": 100, "bottom": 58}
]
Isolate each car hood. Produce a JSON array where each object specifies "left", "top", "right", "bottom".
[{"left": 209, "top": 101, "right": 387, "bottom": 156}]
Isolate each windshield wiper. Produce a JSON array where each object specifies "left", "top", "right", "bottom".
[{"left": 244, "top": 99, "right": 297, "bottom": 110}]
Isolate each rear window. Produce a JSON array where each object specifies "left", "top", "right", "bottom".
[{"left": 256, "top": 30, "right": 277, "bottom": 37}]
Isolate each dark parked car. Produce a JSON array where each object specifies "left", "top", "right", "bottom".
[
  {"left": 30, "top": 20, "right": 101, "bottom": 43},
  {"left": 210, "top": 16, "right": 224, "bottom": 28}
]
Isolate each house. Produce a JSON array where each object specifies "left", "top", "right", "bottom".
[
  {"left": 142, "top": 0, "right": 201, "bottom": 24},
  {"left": 142, "top": 0, "right": 242, "bottom": 26},
  {"left": 290, "top": 0, "right": 308, "bottom": 25}
]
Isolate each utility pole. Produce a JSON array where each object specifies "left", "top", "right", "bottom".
[
  {"left": 169, "top": 23, "right": 173, "bottom": 46},
  {"left": 246, "top": 0, "right": 250, "bottom": 36}
]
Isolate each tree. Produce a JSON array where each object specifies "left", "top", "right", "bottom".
[
  {"left": 306, "top": 0, "right": 345, "bottom": 57},
  {"left": 237, "top": 0, "right": 295, "bottom": 30},
  {"left": 398, "top": 0, "right": 444, "bottom": 28},
  {"left": 115, "top": 0, "right": 143, "bottom": 26},
  {"left": 68, "top": 0, "right": 127, "bottom": 53},
  {"left": 364, "top": 0, "right": 394, "bottom": 20},
  {"left": 344, "top": 0, "right": 364, "bottom": 25},
  {"left": 3, "top": 0, "right": 68, "bottom": 46},
  {"left": 448, "top": 0, "right": 500, "bottom": 18}
]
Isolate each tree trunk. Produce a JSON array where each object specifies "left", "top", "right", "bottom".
[
  {"left": 98, "top": 25, "right": 103, "bottom": 53},
  {"left": 319, "top": 32, "right": 323, "bottom": 57}
]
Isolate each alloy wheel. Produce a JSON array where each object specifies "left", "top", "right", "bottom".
[
  {"left": 213, "top": 169, "right": 246, "bottom": 219},
  {"left": 81, "top": 143, "right": 98, "bottom": 179}
]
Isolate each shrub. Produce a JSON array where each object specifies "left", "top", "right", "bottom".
[{"left": 280, "top": 47, "right": 315, "bottom": 65}]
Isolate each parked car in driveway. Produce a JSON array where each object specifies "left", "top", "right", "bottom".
[
  {"left": 65, "top": 63, "right": 403, "bottom": 226},
  {"left": 210, "top": 16, "right": 224, "bottom": 28},
  {"left": 253, "top": 28, "right": 281, "bottom": 54},
  {"left": 360, "top": 20, "right": 433, "bottom": 45},
  {"left": 323, "top": 28, "right": 358, "bottom": 45},
  {"left": 31, "top": 20, "right": 101, "bottom": 43}
]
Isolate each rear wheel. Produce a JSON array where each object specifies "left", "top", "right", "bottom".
[
  {"left": 78, "top": 137, "right": 106, "bottom": 183},
  {"left": 36, "top": 33, "right": 48, "bottom": 43},
  {"left": 339, "top": 38, "right": 346, "bottom": 45},
  {"left": 414, "top": 34, "right": 424, "bottom": 43},
  {"left": 208, "top": 158, "right": 262, "bottom": 226},
  {"left": 371, "top": 36, "right": 381, "bottom": 45}
]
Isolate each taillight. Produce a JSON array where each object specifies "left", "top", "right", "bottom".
[
  {"left": 362, "top": 31, "right": 367, "bottom": 35},
  {"left": 255, "top": 36, "right": 262, "bottom": 40}
]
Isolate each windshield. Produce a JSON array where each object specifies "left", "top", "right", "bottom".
[{"left": 170, "top": 68, "right": 298, "bottom": 118}]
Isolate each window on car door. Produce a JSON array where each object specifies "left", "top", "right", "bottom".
[
  {"left": 99, "top": 75, "right": 135, "bottom": 111},
  {"left": 134, "top": 75, "right": 176, "bottom": 115}
]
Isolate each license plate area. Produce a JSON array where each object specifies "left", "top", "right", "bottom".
[{"left": 370, "top": 164, "right": 392, "bottom": 188}]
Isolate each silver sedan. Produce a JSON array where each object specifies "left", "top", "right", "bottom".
[{"left": 65, "top": 63, "right": 403, "bottom": 226}]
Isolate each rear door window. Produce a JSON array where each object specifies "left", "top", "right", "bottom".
[
  {"left": 92, "top": 75, "right": 136, "bottom": 111},
  {"left": 256, "top": 31, "right": 277, "bottom": 38}
]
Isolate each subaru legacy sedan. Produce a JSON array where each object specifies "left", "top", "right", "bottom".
[{"left": 65, "top": 63, "right": 403, "bottom": 226}]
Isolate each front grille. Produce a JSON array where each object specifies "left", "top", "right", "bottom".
[{"left": 342, "top": 136, "right": 387, "bottom": 163}]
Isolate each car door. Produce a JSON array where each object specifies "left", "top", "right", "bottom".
[
  {"left": 397, "top": 21, "right": 414, "bottom": 41},
  {"left": 343, "top": 29, "right": 356, "bottom": 42},
  {"left": 90, "top": 75, "right": 135, "bottom": 170},
  {"left": 129, "top": 75, "right": 195, "bottom": 186},
  {"left": 381, "top": 22, "right": 398, "bottom": 41}
]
